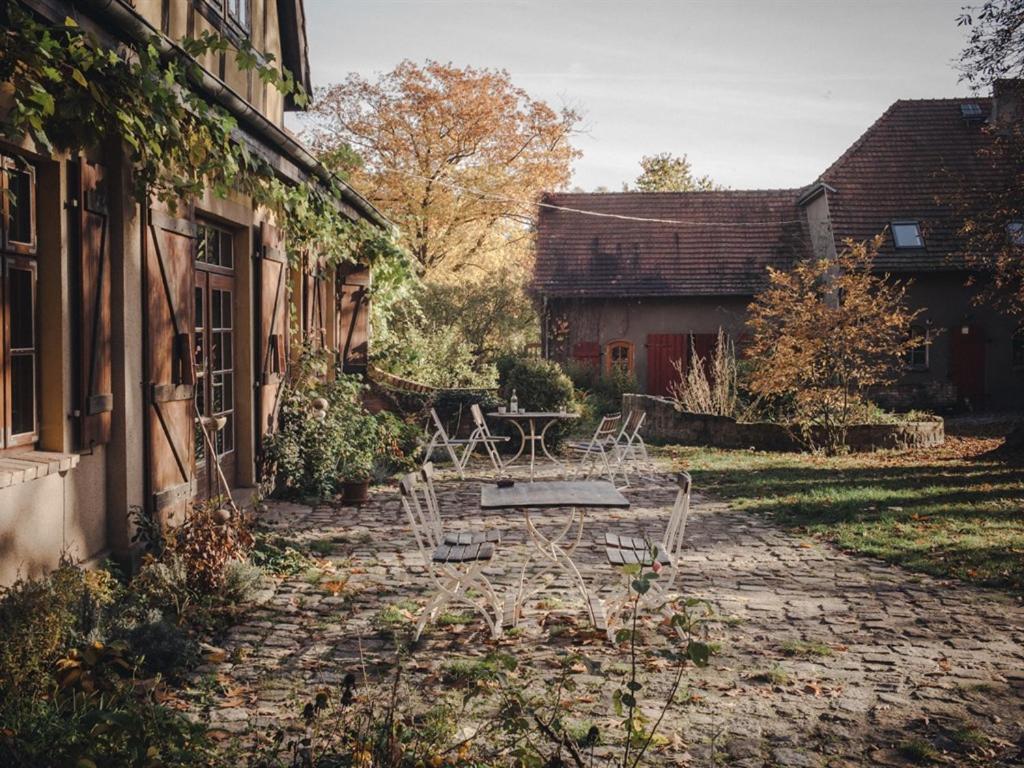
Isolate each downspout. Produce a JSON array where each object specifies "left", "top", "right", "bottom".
[{"left": 74, "top": 0, "right": 390, "bottom": 230}]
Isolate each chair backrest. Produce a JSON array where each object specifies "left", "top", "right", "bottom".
[
  {"left": 628, "top": 411, "right": 646, "bottom": 439},
  {"left": 399, "top": 471, "right": 443, "bottom": 558},
  {"left": 419, "top": 461, "right": 443, "bottom": 524},
  {"left": 592, "top": 413, "right": 621, "bottom": 447},
  {"left": 429, "top": 408, "right": 451, "bottom": 440},
  {"left": 469, "top": 403, "right": 488, "bottom": 432},
  {"left": 663, "top": 471, "right": 692, "bottom": 561}
]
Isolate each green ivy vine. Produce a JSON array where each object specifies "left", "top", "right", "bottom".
[{"left": 0, "top": 4, "right": 411, "bottom": 289}]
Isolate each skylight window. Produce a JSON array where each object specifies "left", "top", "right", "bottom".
[
  {"left": 960, "top": 103, "right": 983, "bottom": 119},
  {"left": 892, "top": 221, "right": 924, "bottom": 249},
  {"left": 1008, "top": 221, "right": 1024, "bottom": 246}
]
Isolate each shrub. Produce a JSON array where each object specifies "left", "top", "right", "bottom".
[
  {"left": 496, "top": 354, "right": 578, "bottom": 447},
  {"left": 669, "top": 329, "right": 746, "bottom": 419},
  {"left": 164, "top": 502, "right": 254, "bottom": 596},
  {"left": 263, "top": 373, "right": 382, "bottom": 497},
  {"left": 372, "top": 410, "right": 422, "bottom": 479},
  {"left": 566, "top": 362, "right": 638, "bottom": 417}
]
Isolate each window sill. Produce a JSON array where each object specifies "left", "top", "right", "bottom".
[{"left": 0, "top": 451, "right": 80, "bottom": 490}]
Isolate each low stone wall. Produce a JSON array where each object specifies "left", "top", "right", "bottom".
[{"left": 623, "top": 394, "right": 945, "bottom": 452}]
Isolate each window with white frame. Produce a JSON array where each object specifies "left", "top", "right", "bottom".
[{"left": 1, "top": 152, "right": 39, "bottom": 448}]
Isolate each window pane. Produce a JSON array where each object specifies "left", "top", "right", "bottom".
[
  {"left": 222, "top": 290, "right": 232, "bottom": 329},
  {"left": 194, "top": 419, "right": 206, "bottom": 465},
  {"left": 221, "top": 231, "right": 234, "bottom": 269},
  {"left": 212, "top": 289, "right": 222, "bottom": 329},
  {"left": 10, "top": 354, "right": 35, "bottom": 435},
  {"left": 892, "top": 222, "right": 923, "bottom": 248},
  {"left": 7, "top": 167, "right": 34, "bottom": 245},
  {"left": 195, "top": 286, "right": 204, "bottom": 328},
  {"left": 222, "top": 414, "right": 234, "bottom": 453},
  {"left": 8, "top": 265, "right": 34, "bottom": 349}
]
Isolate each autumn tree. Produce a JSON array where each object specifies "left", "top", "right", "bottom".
[
  {"left": 632, "top": 152, "right": 720, "bottom": 192},
  {"left": 957, "top": 0, "right": 1024, "bottom": 88},
  {"left": 304, "top": 60, "right": 580, "bottom": 276},
  {"left": 746, "top": 236, "right": 922, "bottom": 454}
]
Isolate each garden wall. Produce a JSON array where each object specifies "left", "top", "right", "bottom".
[{"left": 622, "top": 394, "right": 945, "bottom": 452}]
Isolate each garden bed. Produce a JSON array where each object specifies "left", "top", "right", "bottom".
[{"left": 623, "top": 394, "right": 944, "bottom": 452}]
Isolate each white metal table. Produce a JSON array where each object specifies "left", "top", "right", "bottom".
[
  {"left": 480, "top": 479, "right": 630, "bottom": 630},
  {"left": 487, "top": 411, "right": 579, "bottom": 480}
]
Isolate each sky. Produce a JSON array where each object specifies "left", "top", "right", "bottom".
[{"left": 296, "top": 0, "right": 978, "bottom": 191}]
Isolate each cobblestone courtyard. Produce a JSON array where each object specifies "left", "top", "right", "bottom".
[{"left": 193, "top": 461, "right": 1024, "bottom": 766}]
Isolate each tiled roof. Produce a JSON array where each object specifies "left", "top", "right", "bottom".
[
  {"left": 818, "top": 98, "right": 1000, "bottom": 272},
  {"left": 533, "top": 191, "right": 808, "bottom": 297}
]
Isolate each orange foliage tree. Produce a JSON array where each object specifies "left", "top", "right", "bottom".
[
  {"left": 304, "top": 60, "right": 581, "bottom": 277},
  {"left": 746, "top": 236, "right": 923, "bottom": 454}
]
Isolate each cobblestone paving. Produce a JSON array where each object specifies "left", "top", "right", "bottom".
[{"left": 192, "top": 460, "right": 1024, "bottom": 766}]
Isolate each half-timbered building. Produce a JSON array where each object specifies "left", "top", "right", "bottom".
[{"left": 0, "top": 0, "right": 379, "bottom": 585}]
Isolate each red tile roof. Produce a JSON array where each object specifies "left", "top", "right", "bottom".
[
  {"left": 534, "top": 96, "right": 1007, "bottom": 298},
  {"left": 533, "top": 190, "right": 808, "bottom": 298},
  {"left": 818, "top": 98, "right": 1000, "bottom": 272}
]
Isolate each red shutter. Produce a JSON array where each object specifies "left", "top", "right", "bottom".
[
  {"left": 337, "top": 263, "right": 370, "bottom": 374},
  {"left": 255, "top": 222, "right": 288, "bottom": 450},
  {"left": 144, "top": 204, "right": 197, "bottom": 525},
  {"left": 646, "top": 334, "right": 687, "bottom": 396},
  {"left": 571, "top": 341, "right": 601, "bottom": 369},
  {"left": 75, "top": 158, "right": 113, "bottom": 448}
]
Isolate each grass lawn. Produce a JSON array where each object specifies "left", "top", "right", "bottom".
[{"left": 665, "top": 436, "right": 1024, "bottom": 593}]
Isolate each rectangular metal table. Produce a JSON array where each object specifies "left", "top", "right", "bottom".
[{"left": 480, "top": 480, "right": 630, "bottom": 629}]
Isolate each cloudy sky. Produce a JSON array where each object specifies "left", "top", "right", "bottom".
[{"left": 297, "top": 0, "right": 978, "bottom": 191}]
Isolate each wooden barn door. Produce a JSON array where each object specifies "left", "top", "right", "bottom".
[
  {"left": 144, "top": 206, "right": 196, "bottom": 525},
  {"left": 74, "top": 158, "right": 113, "bottom": 449},
  {"left": 254, "top": 222, "right": 287, "bottom": 456},
  {"left": 646, "top": 333, "right": 687, "bottom": 396},
  {"left": 337, "top": 263, "right": 370, "bottom": 374},
  {"left": 950, "top": 324, "right": 986, "bottom": 406}
]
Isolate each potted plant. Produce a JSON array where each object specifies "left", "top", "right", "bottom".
[{"left": 337, "top": 411, "right": 379, "bottom": 505}]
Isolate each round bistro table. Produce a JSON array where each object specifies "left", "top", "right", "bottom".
[{"left": 487, "top": 411, "right": 579, "bottom": 481}]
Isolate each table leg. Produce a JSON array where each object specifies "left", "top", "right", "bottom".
[
  {"left": 521, "top": 507, "right": 598, "bottom": 627},
  {"left": 528, "top": 418, "right": 537, "bottom": 480},
  {"left": 504, "top": 419, "right": 527, "bottom": 466},
  {"left": 539, "top": 418, "right": 567, "bottom": 479}
]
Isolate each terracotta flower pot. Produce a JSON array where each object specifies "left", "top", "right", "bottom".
[{"left": 341, "top": 479, "right": 370, "bottom": 505}]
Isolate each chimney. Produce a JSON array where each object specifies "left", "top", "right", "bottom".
[{"left": 991, "top": 79, "right": 1024, "bottom": 133}]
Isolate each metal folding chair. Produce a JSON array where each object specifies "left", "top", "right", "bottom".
[
  {"left": 600, "top": 472, "right": 692, "bottom": 641},
  {"left": 399, "top": 467, "right": 504, "bottom": 640},
  {"left": 568, "top": 413, "right": 625, "bottom": 486},
  {"left": 612, "top": 411, "right": 654, "bottom": 481},
  {"left": 462, "top": 403, "right": 509, "bottom": 475},
  {"left": 422, "top": 407, "right": 473, "bottom": 480}
]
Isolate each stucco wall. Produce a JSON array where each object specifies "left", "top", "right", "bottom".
[
  {"left": 548, "top": 295, "right": 751, "bottom": 390},
  {"left": 549, "top": 275, "right": 1023, "bottom": 411}
]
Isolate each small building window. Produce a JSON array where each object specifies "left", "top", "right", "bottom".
[
  {"left": 1013, "top": 328, "right": 1024, "bottom": 369},
  {"left": 1008, "top": 221, "right": 1024, "bottom": 246},
  {"left": 905, "top": 325, "right": 930, "bottom": 370},
  {"left": 892, "top": 221, "right": 924, "bottom": 249},
  {"left": 605, "top": 340, "right": 634, "bottom": 376},
  {"left": 225, "top": 0, "right": 250, "bottom": 32},
  {"left": 1, "top": 152, "right": 39, "bottom": 448}
]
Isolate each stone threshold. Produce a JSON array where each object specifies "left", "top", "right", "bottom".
[{"left": 0, "top": 451, "right": 81, "bottom": 490}]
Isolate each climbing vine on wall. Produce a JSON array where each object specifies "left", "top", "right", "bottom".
[{"left": 0, "top": 5, "right": 411, "bottom": 288}]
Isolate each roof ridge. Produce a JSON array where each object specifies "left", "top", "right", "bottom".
[{"left": 545, "top": 188, "right": 802, "bottom": 198}]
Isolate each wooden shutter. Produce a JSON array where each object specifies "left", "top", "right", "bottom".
[
  {"left": 144, "top": 204, "right": 197, "bottom": 524},
  {"left": 646, "top": 333, "right": 687, "bottom": 396},
  {"left": 571, "top": 341, "right": 601, "bottom": 369},
  {"left": 337, "top": 263, "right": 370, "bottom": 374},
  {"left": 75, "top": 158, "right": 113, "bottom": 448},
  {"left": 255, "top": 222, "right": 288, "bottom": 451}
]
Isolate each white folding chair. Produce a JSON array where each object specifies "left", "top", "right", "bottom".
[
  {"left": 422, "top": 407, "right": 473, "bottom": 480},
  {"left": 421, "top": 462, "right": 502, "bottom": 547},
  {"left": 399, "top": 467, "right": 503, "bottom": 640},
  {"left": 568, "top": 413, "right": 625, "bottom": 486},
  {"left": 462, "top": 403, "right": 510, "bottom": 475},
  {"left": 601, "top": 472, "right": 692, "bottom": 641},
  {"left": 612, "top": 411, "right": 653, "bottom": 481}
]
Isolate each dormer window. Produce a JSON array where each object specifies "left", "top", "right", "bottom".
[{"left": 892, "top": 221, "right": 924, "bottom": 249}]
